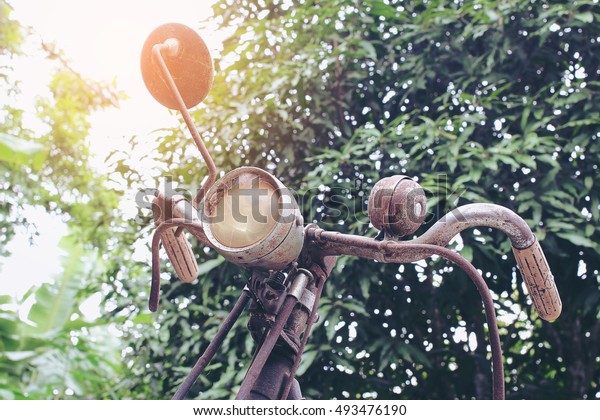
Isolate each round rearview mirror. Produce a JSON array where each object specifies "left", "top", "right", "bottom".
[
  {"left": 202, "top": 167, "right": 304, "bottom": 270},
  {"left": 140, "top": 22, "right": 214, "bottom": 110}
]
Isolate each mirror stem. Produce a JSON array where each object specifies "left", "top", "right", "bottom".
[{"left": 152, "top": 43, "right": 217, "bottom": 210}]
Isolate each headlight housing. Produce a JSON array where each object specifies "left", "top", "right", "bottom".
[{"left": 202, "top": 167, "right": 304, "bottom": 270}]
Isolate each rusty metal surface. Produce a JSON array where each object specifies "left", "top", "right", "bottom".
[
  {"left": 287, "top": 269, "right": 313, "bottom": 300},
  {"left": 280, "top": 265, "right": 328, "bottom": 400},
  {"left": 253, "top": 276, "right": 287, "bottom": 315},
  {"left": 388, "top": 179, "right": 427, "bottom": 237},
  {"left": 299, "top": 225, "right": 338, "bottom": 285},
  {"left": 368, "top": 176, "right": 427, "bottom": 237},
  {"left": 307, "top": 227, "right": 435, "bottom": 262},
  {"left": 368, "top": 175, "right": 408, "bottom": 232},
  {"left": 244, "top": 352, "right": 296, "bottom": 399},
  {"left": 418, "top": 242, "right": 505, "bottom": 400},
  {"left": 150, "top": 200, "right": 548, "bottom": 399},
  {"left": 236, "top": 271, "right": 310, "bottom": 400},
  {"left": 407, "top": 203, "right": 536, "bottom": 249},
  {"left": 141, "top": 27, "right": 561, "bottom": 401}
]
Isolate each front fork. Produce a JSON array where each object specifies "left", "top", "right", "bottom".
[
  {"left": 248, "top": 303, "right": 308, "bottom": 400},
  {"left": 238, "top": 254, "right": 337, "bottom": 400}
]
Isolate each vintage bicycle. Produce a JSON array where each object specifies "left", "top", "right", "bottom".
[{"left": 139, "top": 23, "right": 562, "bottom": 400}]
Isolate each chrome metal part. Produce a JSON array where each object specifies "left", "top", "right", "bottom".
[
  {"left": 287, "top": 270, "right": 313, "bottom": 300},
  {"left": 299, "top": 288, "right": 316, "bottom": 313}
]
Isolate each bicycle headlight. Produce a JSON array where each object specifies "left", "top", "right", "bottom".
[{"left": 202, "top": 167, "right": 304, "bottom": 270}]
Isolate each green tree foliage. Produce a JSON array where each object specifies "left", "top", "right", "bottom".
[
  {"left": 0, "top": 1, "right": 130, "bottom": 398},
  {"left": 117, "top": 0, "right": 599, "bottom": 399},
  {"left": 0, "top": 238, "right": 125, "bottom": 399}
]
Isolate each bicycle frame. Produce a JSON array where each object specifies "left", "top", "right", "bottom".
[{"left": 139, "top": 23, "right": 562, "bottom": 400}]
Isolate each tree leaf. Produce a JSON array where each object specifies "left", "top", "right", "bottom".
[
  {"left": 24, "top": 237, "right": 89, "bottom": 335},
  {"left": 359, "top": 40, "right": 377, "bottom": 60},
  {"left": 574, "top": 12, "right": 594, "bottom": 23},
  {"left": 0, "top": 133, "right": 47, "bottom": 169},
  {"left": 555, "top": 232, "right": 597, "bottom": 248},
  {"left": 197, "top": 255, "right": 225, "bottom": 276}
]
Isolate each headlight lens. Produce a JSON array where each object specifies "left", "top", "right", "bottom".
[{"left": 211, "top": 174, "right": 279, "bottom": 248}]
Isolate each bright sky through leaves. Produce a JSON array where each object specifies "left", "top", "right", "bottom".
[{"left": 1, "top": 0, "right": 222, "bottom": 297}]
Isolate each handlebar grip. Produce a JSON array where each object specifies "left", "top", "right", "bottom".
[
  {"left": 153, "top": 194, "right": 199, "bottom": 283},
  {"left": 160, "top": 226, "right": 199, "bottom": 283},
  {"left": 512, "top": 238, "right": 562, "bottom": 321}
]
